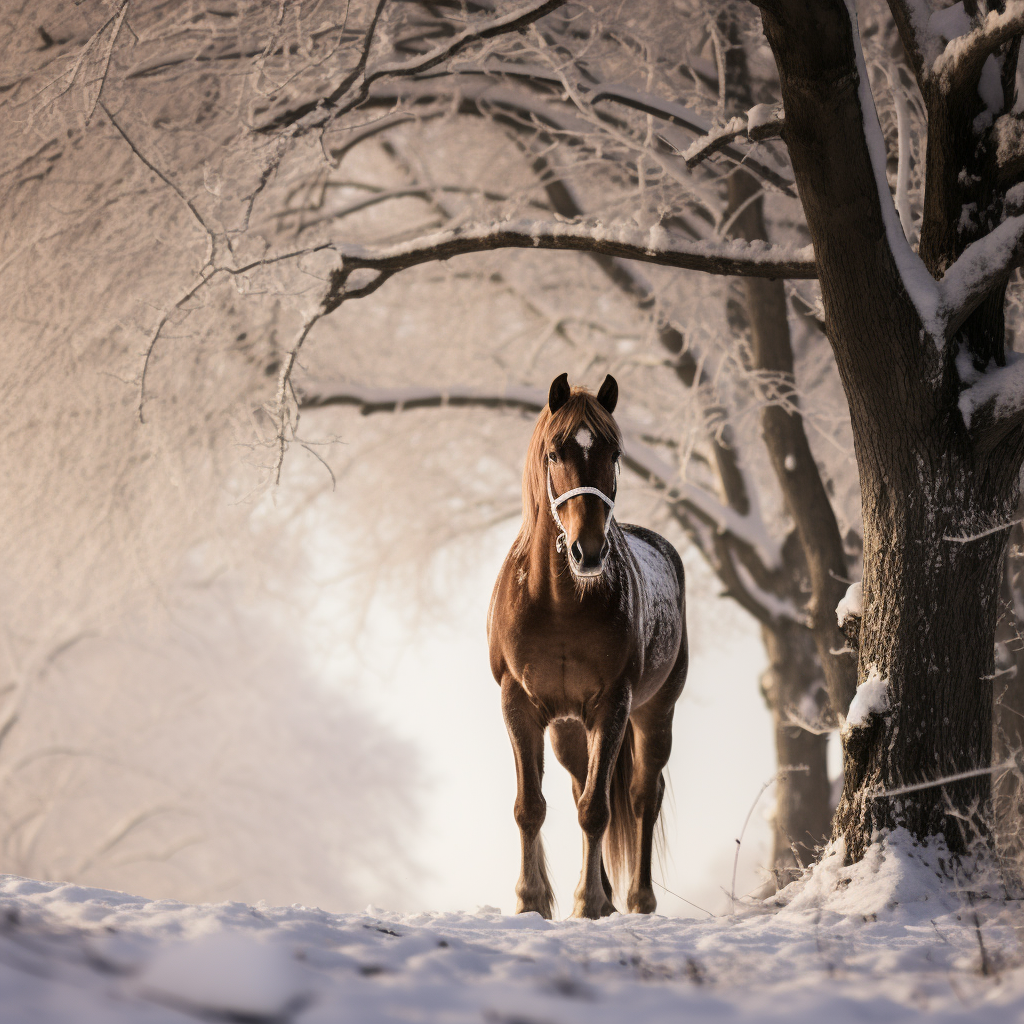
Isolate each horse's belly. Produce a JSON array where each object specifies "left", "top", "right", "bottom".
[
  {"left": 632, "top": 601, "right": 683, "bottom": 706},
  {"left": 625, "top": 534, "right": 685, "bottom": 707}
]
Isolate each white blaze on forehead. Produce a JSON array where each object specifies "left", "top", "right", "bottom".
[{"left": 575, "top": 427, "right": 593, "bottom": 459}]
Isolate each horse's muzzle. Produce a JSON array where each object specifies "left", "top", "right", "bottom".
[{"left": 569, "top": 538, "right": 610, "bottom": 577}]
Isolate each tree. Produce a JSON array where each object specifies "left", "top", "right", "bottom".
[{"left": 0, "top": 2, "right": 425, "bottom": 907}]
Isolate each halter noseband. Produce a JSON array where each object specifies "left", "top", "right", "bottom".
[{"left": 547, "top": 467, "right": 615, "bottom": 553}]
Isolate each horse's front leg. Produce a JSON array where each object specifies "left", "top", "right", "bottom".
[
  {"left": 501, "top": 675, "right": 554, "bottom": 918},
  {"left": 550, "top": 720, "right": 616, "bottom": 916},
  {"left": 573, "top": 686, "right": 631, "bottom": 919}
]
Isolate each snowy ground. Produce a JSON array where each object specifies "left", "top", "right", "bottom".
[{"left": 2, "top": 832, "right": 1022, "bottom": 1023}]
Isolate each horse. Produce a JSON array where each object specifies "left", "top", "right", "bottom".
[{"left": 487, "top": 373, "right": 688, "bottom": 919}]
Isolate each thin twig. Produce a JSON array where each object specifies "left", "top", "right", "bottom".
[
  {"left": 100, "top": 101, "right": 216, "bottom": 271},
  {"left": 651, "top": 878, "right": 715, "bottom": 917},
  {"left": 944, "top": 517, "right": 1024, "bottom": 544},
  {"left": 866, "top": 759, "right": 1018, "bottom": 800}
]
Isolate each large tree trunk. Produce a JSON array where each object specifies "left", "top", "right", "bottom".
[
  {"left": 835, "top": 451, "right": 1008, "bottom": 856},
  {"left": 755, "top": 0, "right": 1024, "bottom": 861}
]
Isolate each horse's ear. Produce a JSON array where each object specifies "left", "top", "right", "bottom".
[
  {"left": 597, "top": 374, "right": 618, "bottom": 414},
  {"left": 548, "top": 373, "right": 570, "bottom": 413}
]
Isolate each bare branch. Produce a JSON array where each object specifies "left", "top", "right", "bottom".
[
  {"left": 297, "top": 382, "right": 787, "bottom": 579},
  {"left": 300, "top": 384, "right": 545, "bottom": 417},
  {"left": 261, "top": 0, "right": 570, "bottom": 134},
  {"left": 138, "top": 244, "right": 335, "bottom": 421},
  {"left": 100, "top": 101, "right": 216, "bottom": 272},
  {"left": 273, "top": 313, "right": 326, "bottom": 483},
  {"left": 85, "top": 0, "right": 130, "bottom": 125}
]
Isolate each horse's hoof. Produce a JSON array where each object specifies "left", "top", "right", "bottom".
[
  {"left": 627, "top": 889, "right": 657, "bottom": 914},
  {"left": 572, "top": 895, "right": 613, "bottom": 919},
  {"left": 516, "top": 895, "right": 553, "bottom": 919}
]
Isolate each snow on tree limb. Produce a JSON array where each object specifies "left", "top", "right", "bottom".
[
  {"left": 318, "top": 222, "right": 816, "bottom": 312},
  {"left": 588, "top": 86, "right": 795, "bottom": 196},
  {"left": 932, "top": 1, "right": 1024, "bottom": 89},
  {"left": 994, "top": 113, "right": 1024, "bottom": 179},
  {"left": 845, "top": 0, "right": 944, "bottom": 340},
  {"left": 938, "top": 212, "right": 1024, "bottom": 338},
  {"left": 884, "top": 0, "right": 944, "bottom": 88},
  {"left": 683, "top": 105, "right": 785, "bottom": 170},
  {"left": 362, "top": 66, "right": 797, "bottom": 198}
]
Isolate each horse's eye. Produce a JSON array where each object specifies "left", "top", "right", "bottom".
[{"left": 548, "top": 451, "right": 558, "bottom": 463}]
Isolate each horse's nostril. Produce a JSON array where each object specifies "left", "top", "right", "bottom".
[
  {"left": 600, "top": 539, "right": 610, "bottom": 560},
  {"left": 570, "top": 540, "right": 584, "bottom": 564}
]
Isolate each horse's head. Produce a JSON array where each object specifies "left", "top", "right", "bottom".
[{"left": 542, "top": 373, "right": 620, "bottom": 578}]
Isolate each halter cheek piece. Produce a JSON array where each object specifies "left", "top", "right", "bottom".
[{"left": 547, "top": 467, "right": 616, "bottom": 554}]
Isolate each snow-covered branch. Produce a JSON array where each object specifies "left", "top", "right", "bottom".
[
  {"left": 683, "top": 104, "right": 785, "bottom": 170},
  {"left": 932, "top": 1, "right": 1024, "bottom": 91},
  {"left": 938, "top": 212, "right": 1024, "bottom": 337},
  {"left": 994, "top": 114, "right": 1024, "bottom": 180},
  {"left": 884, "top": 0, "right": 933, "bottom": 85},
  {"left": 365, "top": 69, "right": 797, "bottom": 199},
  {"left": 318, "top": 221, "right": 816, "bottom": 314},
  {"left": 589, "top": 86, "right": 794, "bottom": 195}
]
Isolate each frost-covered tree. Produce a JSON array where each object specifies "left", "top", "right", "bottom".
[{"left": 0, "top": 1, "right": 423, "bottom": 906}]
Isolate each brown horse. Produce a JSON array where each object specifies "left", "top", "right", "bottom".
[{"left": 488, "top": 373, "right": 688, "bottom": 919}]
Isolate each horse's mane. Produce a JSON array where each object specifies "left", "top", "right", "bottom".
[{"left": 512, "top": 387, "right": 622, "bottom": 560}]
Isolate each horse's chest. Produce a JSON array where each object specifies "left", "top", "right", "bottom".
[{"left": 507, "top": 605, "right": 629, "bottom": 708}]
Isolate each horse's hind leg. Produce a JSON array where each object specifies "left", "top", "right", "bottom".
[
  {"left": 501, "top": 675, "right": 554, "bottom": 918},
  {"left": 573, "top": 690, "right": 630, "bottom": 919},
  {"left": 550, "top": 719, "right": 615, "bottom": 914},
  {"left": 626, "top": 705, "right": 675, "bottom": 914}
]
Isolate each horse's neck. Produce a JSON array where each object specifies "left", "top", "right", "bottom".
[{"left": 526, "top": 509, "right": 565, "bottom": 599}]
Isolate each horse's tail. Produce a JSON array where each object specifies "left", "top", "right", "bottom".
[
  {"left": 604, "top": 722, "right": 668, "bottom": 902},
  {"left": 604, "top": 720, "right": 638, "bottom": 897}
]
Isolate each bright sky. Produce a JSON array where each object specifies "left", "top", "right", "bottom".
[{"left": 335, "top": 522, "right": 788, "bottom": 920}]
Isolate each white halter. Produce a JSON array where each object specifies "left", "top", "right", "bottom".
[{"left": 547, "top": 467, "right": 615, "bottom": 553}]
